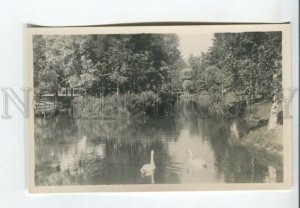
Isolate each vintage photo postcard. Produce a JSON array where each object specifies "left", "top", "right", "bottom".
[{"left": 26, "top": 24, "right": 292, "bottom": 193}]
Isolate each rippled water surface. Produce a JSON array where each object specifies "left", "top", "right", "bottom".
[{"left": 34, "top": 108, "right": 283, "bottom": 186}]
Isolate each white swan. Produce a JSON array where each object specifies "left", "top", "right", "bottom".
[
  {"left": 186, "top": 149, "right": 207, "bottom": 169},
  {"left": 140, "top": 150, "right": 156, "bottom": 176}
]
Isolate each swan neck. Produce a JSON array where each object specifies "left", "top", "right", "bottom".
[{"left": 150, "top": 152, "right": 154, "bottom": 164}]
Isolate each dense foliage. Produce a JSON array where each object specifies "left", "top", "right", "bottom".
[
  {"left": 188, "top": 32, "right": 282, "bottom": 103},
  {"left": 33, "top": 34, "right": 184, "bottom": 96},
  {"left": 33, "top": 31, "right": 282, "bottom": 121}
]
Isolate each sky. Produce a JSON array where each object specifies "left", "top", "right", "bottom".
[{"left": 178, "top": 33, "right": 214, "bottom": 61}]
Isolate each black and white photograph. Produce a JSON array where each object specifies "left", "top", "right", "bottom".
[{"left": 27, "top": 24, "right": 292, "bottom": 192}]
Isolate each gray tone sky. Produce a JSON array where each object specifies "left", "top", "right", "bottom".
[{"left": 178, "top": 33, "right": 214, "bottom": 61}]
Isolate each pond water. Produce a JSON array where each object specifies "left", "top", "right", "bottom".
[{"left": 34, "top": 103, "right": 283, "bottom": 186}]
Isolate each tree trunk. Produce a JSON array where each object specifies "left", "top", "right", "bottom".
[
  {"left": 268, "top": 73, "right": 280, "bottom": 130},
  {"left": 268, "top": 95, "right": 279, "bottom": 130},
  {"left": 117, "top": 81, "right": 120, "bottom": 95}
]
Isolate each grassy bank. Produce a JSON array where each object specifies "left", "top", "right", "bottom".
[
  {"left": 235, "top": 101, "right": 283, "bottom": 169},
  {"left": 239, "top": 125, "right": 283, "bottom": 154},
  {"left": 236, "top": 125, "right": 283, "bottom": 170}
]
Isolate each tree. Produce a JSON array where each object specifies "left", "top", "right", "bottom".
[
  {"left": 196, "top": 32, "right": 281, "bottom": 99},
  {"left": 33, "top": 33, "right": 184, "bottom": 97},
  {"left": 193, "top": 31, "right": 282, "bottom": 128}
]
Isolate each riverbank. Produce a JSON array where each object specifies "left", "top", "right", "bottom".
[
  {"left": 239, "top": 125, "right": 283, "bottom": 155},
  {"left": 236, "top": 125, "right": 283, "bottom": 170},
  {"left": 72, "top": 91, "right": 179, "bottom": 119},
  {"left": 236, "top": 101, "right": 283, "bottom": 170},
  {"left": 243, "top": 100, "right": 283, "bottom": 128}
]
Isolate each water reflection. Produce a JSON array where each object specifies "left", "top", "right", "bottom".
[
  {"left": 35, "top": 111, "right": 283, "bottom": 186},
  {"left": 265, "top": 166, "right": 277, "bottom": 183}
]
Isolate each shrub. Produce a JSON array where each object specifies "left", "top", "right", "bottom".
[
  {"left": 73, "top": 91, "right": 159, "bottom": 119},
  {"left": 123, "top": 91, "right": 160, "bottom": 118},
  {"left": 73, "top": 95, "right": 128, "bottom": 119}
]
